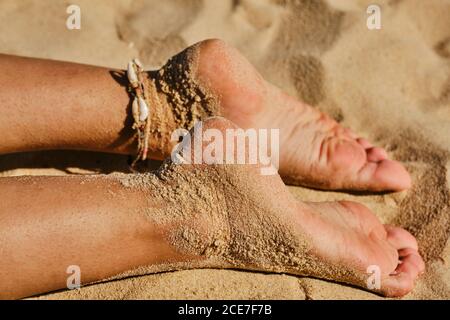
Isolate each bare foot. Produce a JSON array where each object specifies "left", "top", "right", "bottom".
[
  {"left": 154, "top": 39, "right": 411, "bottom": 191},
  {"left": 153, "top": 117, "right": 423, "bottom": 297}
]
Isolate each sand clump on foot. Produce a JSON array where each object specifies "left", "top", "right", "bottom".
[
  {"left": 115, "top": 162, "right": 315, "bottom": 275},
  {"left": 144, "top": 45, "right": 220, "bottom": 156}
]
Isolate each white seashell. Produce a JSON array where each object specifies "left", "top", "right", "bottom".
[
  {"left": 133, "top": 58, "right": 144, "bottom": 70},
  {"left": 127, "top": 61, "right": 138, "bottom": 86},
  {"left": 138, "top": 97, "right": 149, "bottom": 122},
  {"left": 132, "top": 97, "right": 140, "bottom": 123}
]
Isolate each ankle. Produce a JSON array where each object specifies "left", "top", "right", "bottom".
[{"left": 142, "top": 49, "right": 220, "bottom": 159}]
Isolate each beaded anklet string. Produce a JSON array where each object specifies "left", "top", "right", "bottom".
[{"left": 127, "top": 58, "right": 151, "bottom": 168}]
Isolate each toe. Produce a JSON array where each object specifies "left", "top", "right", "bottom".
[
  {"left": 385, "top": 225, "right": 418, "bottom": 251},
  {"left": 321, "top": 137, "right": 411, "bottom": 191},
  {"left": 381, "top": 248, "right": 424, "bottom": 297},
  {"left": 398, "top": 248, "right": 426, "bottom": 274},
  {"left": 382, "top": 269, "right": 414, "bottom": 297},
  {"left": 378, "top": 228, "right": 424, "bottom": 297},
  {"left": 366, "top": 147, "right": 388, "bottom": 162},
  {"left": 396, "top": 250, "right": 422, "bottom": 275},
  {"left": 356, "top": 159, "right": 412, "bottom": 191}
]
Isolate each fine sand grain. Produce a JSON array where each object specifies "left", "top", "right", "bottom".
[{"left": 0, "top": 0, "right": 448, "bottom": 299}]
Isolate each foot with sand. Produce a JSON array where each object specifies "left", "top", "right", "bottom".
[
  {"left": 143, "top": 117, "right": 424, "bottom": 297},
  {"left": 0, "top": 40, "right": 410, "bottom": 192},
  {"left": 0, "top": 117, "right": 423, "bottom": 299},
  {"left": 149, "top": 39, "right": 411, "bottom": 191}
]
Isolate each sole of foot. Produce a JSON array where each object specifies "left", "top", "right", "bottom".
[{"left": 174, "top": 39, "right": 412, "bottom": 192}]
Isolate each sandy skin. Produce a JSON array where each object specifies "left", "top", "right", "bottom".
[
  {"left": 187, "top": 39, "right": 412, "bottom": 191},
  {"left": 0, "top": 117, "right": 423, "bottom": 299},
  {"left": 0, "top": 40, "right": 421, "bottom": 299},
  {"left": 0, "top": 39, "right": 411, "bottom": 192}
]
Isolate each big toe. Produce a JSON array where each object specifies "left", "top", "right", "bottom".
[{"left": 355, "top": 159, "right": 412, "bottom": 192}]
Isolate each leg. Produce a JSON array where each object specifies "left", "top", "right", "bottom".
[
  {"left": 0, "top": 174, "right": 192, "bottom": 299},
  {"left": 0, "top": 118, "right": 424, "bottom": 299},
  {"left": 0, "top": 54, "right": 183, "bottom": 159},
  {"left": 0, "top": 46, "right": 410, "bottom": 191},
  {"left": 0, "top": 54, "right": 136, "bottom": 156}
]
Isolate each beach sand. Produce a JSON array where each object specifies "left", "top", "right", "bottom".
[{"left": 0, "top": 0, "right": 448, "bottom": 299}]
